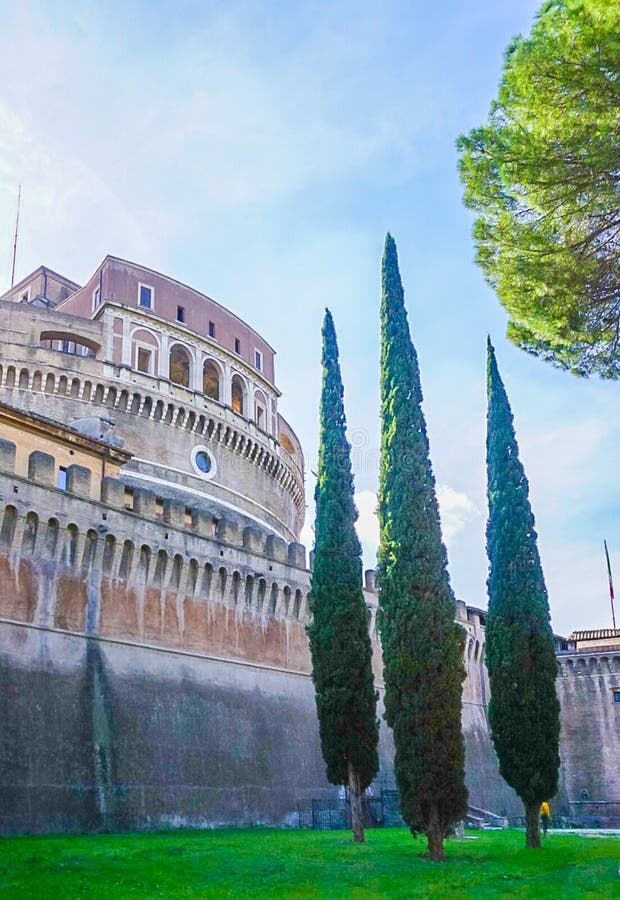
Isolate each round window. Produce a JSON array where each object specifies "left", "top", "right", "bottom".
[
  {"left": 191, "top": 445, "right": 216, "bottom": 480},
  {"left": 195, "top": 451, "right": 211, "bottom": 474}
]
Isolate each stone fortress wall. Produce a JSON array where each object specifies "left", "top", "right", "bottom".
[
  {"left": 0, "top": 257, "right": 618, "bottom": 833},
  {"left": 0, "top": 440, "right": 519, "bottom": 832},
  {"left": 556, "top": 641, "right": 620, "bottom": 823}
]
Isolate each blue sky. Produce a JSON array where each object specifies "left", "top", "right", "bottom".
[{"left": 1, "top": 0, "right": 618, "bottom": 635}]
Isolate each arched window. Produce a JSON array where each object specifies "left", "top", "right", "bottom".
[
  {"left": 254, "top": 390, "right": 267, "bottom": 430},
  {"left": 169, "top": 344, "right": 191, "bottom": 388},
  {"left": 231, "top": 375, "right": 245, "bottom": 415},
  {"left": 280, "top": 433, "right": 295, "bottom": 455},
  {"left": 203, "top": 360, "right": 221, "bottom": 401}
]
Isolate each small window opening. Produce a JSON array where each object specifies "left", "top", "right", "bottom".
[
  {"left": 139, "top": 284, "right": 153, "bottom": 309},
  {"left": 169, "top": 344, "right": 191, "bottom": 387},
  {"left": 234, "top": 337, "right": 241, "bottom": 354},
  {"left": 231, "top": 376, "right": 244, "bottom": 415},
  {"left": 208, "top": 321, "right": 216, "bottom": 338},
  {"left": 137, "top": 347, "right": 152, "bottom": 374},
  {"left": 93, "top": 286, "right": 101, "bottom": 309},
  {"left": 255, "top": 349, "right": 262, "bottom": 371},
  {"left": 614, "top": 690, "right": 620, "bottom": 703},
  {"left": 57, "top": 467, "right": 67, "bottom": 491},
  {"left": 177, "top": 305, "right": 185, "bottom": 323}
]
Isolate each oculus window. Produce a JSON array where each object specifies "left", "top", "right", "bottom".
[{"left": 191, "top": 445, "right": 216, "bottom": 480}]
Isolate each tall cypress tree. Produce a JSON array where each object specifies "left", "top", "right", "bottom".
[
  {"left": 377, "top": 234, "right": 468, "bottom": 861},
  {"left": 307, "top": 309, "right": 379, "bottom": 843},
  {"left": 486, "top": 339, "right": 560, "bottom": 849}
]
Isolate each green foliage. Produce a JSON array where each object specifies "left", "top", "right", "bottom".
[
  {"left": 377, "top": 234, "right": 468, "bottom": 841},
  {"left": 485, "top": 339, "right": 560, "bottom": 809},
  {"left": 3, "top": 828, "right": 620, "bottom": 899},
  {"left": 457, "top": 0, "right": 620, "bottom": 378},
  {"left": 307, "top": 309, "right": 379, "bottom": 790}
]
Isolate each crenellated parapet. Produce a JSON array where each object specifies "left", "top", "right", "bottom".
[
  {"left": 558, "top": 652, "right": 620, "bottom": 678},
  {"left": 555, "top": 646, "right": 620, "bottom": 820},
  {"left": 0, "top": 443, "right": 314, "bottom": 677}
]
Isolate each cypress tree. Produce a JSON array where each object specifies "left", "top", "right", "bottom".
[
  {"left": 307, "top": 309, "right": 379, "bottom": 843},
  {"left": 377, "top": 234, "right": 468, "bottom": 861},
  {"left": 485, "top": 338, "right": 560, "bottom": 849}
]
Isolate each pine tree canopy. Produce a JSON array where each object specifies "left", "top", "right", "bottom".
[
  {"left": 458, "top": 0, "right": 620, "bottom": 378},
  {"left": 485, "top": 338, "right": 560, "bottom": 808},
  {"left": 307, "top": 309, "right": 379, "bottom": 791},
  {"left": 377, "top": 234, "right": 468, "bottom": 845}
]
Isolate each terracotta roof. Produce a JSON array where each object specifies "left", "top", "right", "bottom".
[{"left": 567, "top": 628, "right": 620, "bottom": 642}]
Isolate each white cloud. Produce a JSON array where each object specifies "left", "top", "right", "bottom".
[
  {"left": 0, "top": 100, "right": 159, "bottom": 288},
  {"left": 355, "top": 489, "right": 380, "bottom": 550},
  {"left": 353, "top": 485, "right": 480, "bottom": 573},
  {"left": 436, "top": 484, "right": 481, "bottom": 546}
]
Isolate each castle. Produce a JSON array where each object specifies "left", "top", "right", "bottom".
[{"left": 0, "top": 258, "right": 618, "bottom": 833}]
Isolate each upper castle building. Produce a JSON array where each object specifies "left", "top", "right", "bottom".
[{"left": 2, "top": 257, "right": 305, "bottom": 543}]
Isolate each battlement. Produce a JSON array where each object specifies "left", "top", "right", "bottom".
[
  {"left": 0, "top": 444, "right": 309, "bottom": 589},
  {"left": 557, "top": 651, "right": 620, "bottom": 678},
  {"left": 0, "top": 481, "right": 315, "bottom": 683}
]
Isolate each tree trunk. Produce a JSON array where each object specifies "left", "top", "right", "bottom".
[
  {"left": 348, "top": 761, "right": 365, "bottom": 843},
  {"left": 426, "top": 807, "right": 446, "bottom": 861},
  {"left": 525, "top": 801, "right": 541, "bottom": 849}
]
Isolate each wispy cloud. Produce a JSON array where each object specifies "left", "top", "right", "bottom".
[{"left": 354, "top": 484, "right": 480, "bottom": 571}]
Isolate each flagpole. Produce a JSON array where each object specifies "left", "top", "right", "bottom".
[
  {"left": 604, "top": 539, "right": 616, "bottom": 629},
  {"left": 10, "top": 184, "right": 21, "bottom": 288}
]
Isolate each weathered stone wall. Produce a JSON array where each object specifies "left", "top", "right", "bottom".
[
  {"left": 556, "top": 653, "right": 620, "bottom": 823},
  {"left": 0, "top": 457, "right": 525, "bottom": 833},
  {"left": 0, "top": 624, "right": 337, "bottom": 833}
]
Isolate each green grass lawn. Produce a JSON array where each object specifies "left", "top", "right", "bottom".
[{"left": 1, "top": 827, "right": 619, "bottom": 899}]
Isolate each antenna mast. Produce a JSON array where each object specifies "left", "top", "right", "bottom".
[
  {"left": 10, "top": 184, "right": 21, "bottom": 288},
  {"left": 604, "top": 539, "right": 617, "bottom": 629}
]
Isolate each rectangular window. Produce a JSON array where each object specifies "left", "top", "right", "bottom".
[
  {"left": 614, "top": 690, "right": 620, "bottom": 703},
  {"left": 21, "top": 289, "right": 29, "bottom": 303},
  {"left": 177, "top": 305, "right": 185, "bottom": 323},
  {"left": 208, "top": 321, "right": 216, "bottom": 338},
  {"left": 139, "top": 284, "right": 153, "bottom": 309},
  {"left": 255, "top": 349, "right": 262, "bottom": 371},
  {"left": 93, "top": 286, "right": 101, "bottom": 310},
  {"left": 61, "top": 340, "right": 70, "bottom": 353},
  {"left": 137, "top": 347, "right": 152, "bottom": 374},
  {"left": 57, "top": 467, "right": 67, "bottom": 491},
  {"left": 235, "top": 337, "right": 241, "bottom": 354},
  {"left": 255, "top": 404, "right": 264, "bottom": 428}
]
